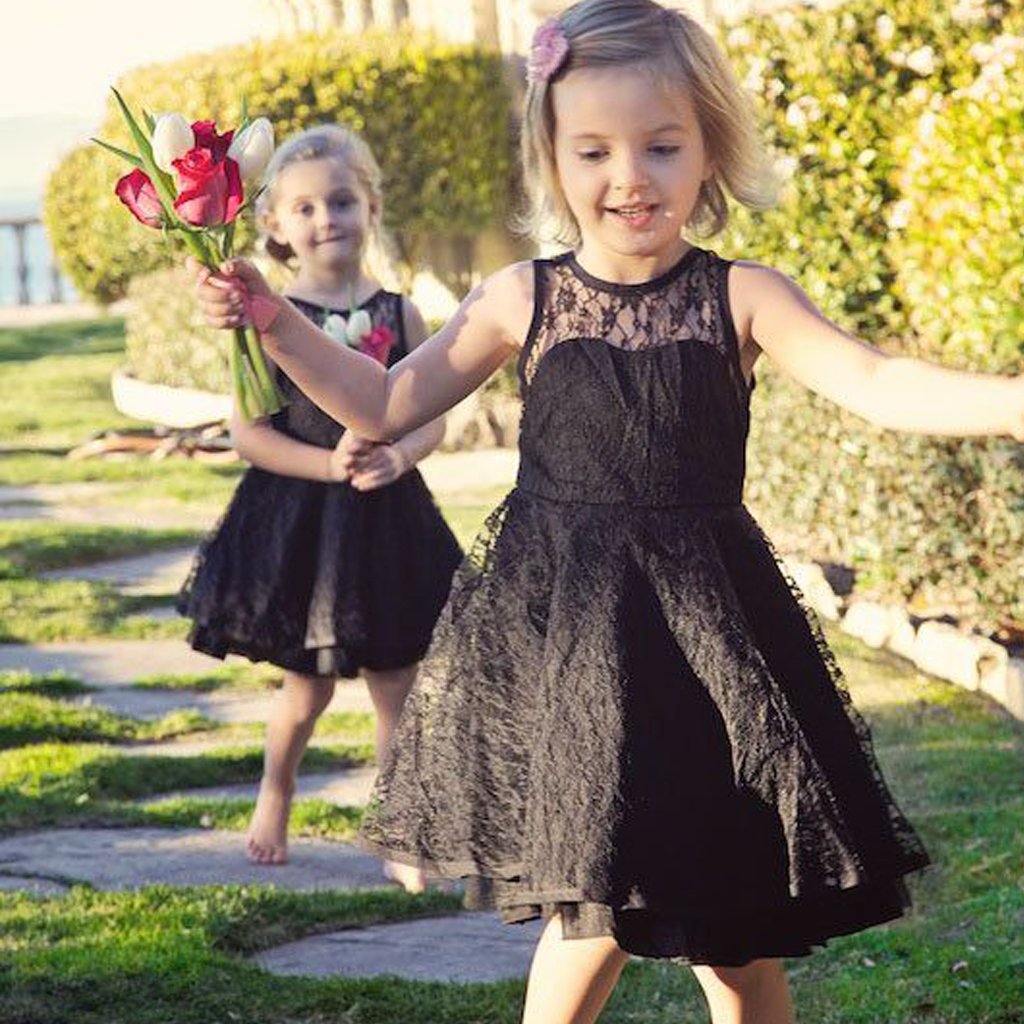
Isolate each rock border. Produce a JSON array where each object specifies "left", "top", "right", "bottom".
[{"left": 784, "top": 558, "right": 1024, "bottom": 721}]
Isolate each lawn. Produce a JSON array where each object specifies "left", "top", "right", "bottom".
[
  {"left": 0, "top": 320, "right": 1020, "bottom": 1022},
  {"left": 1, "top": 638, "right": 1021, "bottom": 1023}
]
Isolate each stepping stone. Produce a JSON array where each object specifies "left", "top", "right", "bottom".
[
  {"left": 0, "top": 640, "right": 229, "bottom": 687},
  {"left": 0, "top": 828, "right": 386, "bottom": 892},
  {"left": 76, "top": 678, "right": 372, "bottom": 722},
  {"left": 0, "top": 873, "right": 69, "bottom": 896},
  {"left": 41, "top": 545, "right": 198, "bottom": 596},
  {"left": 142, "top": 767, "right": 378, "bottom": 807},
  {"left": 254, "top": 912, "right": 544, "bottom": 982},
  {"left": 0, "top": 641, "right": 374, "bottom": 718}
]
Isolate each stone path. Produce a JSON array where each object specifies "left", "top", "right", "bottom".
[
  {"left": 255, "top": 913, "right": 544, "bottom": 982},
  {"left": 142, "top": 767, "right": 378, "bottom": 806},
  {"left": 1, "top": 446, "right": 532, "bottom": 980}
]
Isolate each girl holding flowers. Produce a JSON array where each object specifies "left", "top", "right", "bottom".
[
  {"left": 177, "top": 125, "right": 461, "bottom": 887},
  {"left": 191, "top": 1, "right": 1024, "bottom": 1020}
]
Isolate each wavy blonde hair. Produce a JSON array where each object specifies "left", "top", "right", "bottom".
[
  {"left": 520, "top": 0, "right": 778, "bottom": 246},
  {"left": 256, "top": 124, "right": 387, "bottom": 268}
]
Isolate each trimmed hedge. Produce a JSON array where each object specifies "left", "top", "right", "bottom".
[
  {"left": 724, "top": 0, "right": 1024, "bottom": 630},
  {"left": 44, "top": 28, "right": 514, "bottom": 304}
]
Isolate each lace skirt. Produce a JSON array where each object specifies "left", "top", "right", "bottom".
[{"left": 356, "top": 490, "right": 928, "bottom": 964}]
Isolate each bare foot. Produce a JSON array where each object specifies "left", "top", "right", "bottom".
[
  {"left": 383, "top": 860, "right": 427, "bottom": 894},
  {"left": 247, "top": 779, "right": 293, "bottom": 865}
]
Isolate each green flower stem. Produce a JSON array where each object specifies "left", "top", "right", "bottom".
[
  {"left": 229, "top": 331, "right": 252, "bottom": 422},
  {"left": 241, "top": 326, "right": 284, "bottom": 414}
]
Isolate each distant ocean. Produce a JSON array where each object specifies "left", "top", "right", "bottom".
[{"left": 0, "top": 192, "right": 77, "bottom": 306}]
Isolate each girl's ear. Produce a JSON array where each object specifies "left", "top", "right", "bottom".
[{"left": 260, "top": 208, "right": 288, "bottom": 245}]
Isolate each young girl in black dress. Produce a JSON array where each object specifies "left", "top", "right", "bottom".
[
  {"left": 178, "top": 125, "right": 461, "bottom": 890},
  {"left": 191, "top": 3, "right": 1024, "bottom": 1020}
]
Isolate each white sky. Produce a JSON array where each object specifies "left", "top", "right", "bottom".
[{"left": 0, "top": 0, "right": 271, "bottom": 196}]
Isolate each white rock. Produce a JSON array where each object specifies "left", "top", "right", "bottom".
[
  {"left": 912, "top": 622, "right": 1007, "bottom": 692},
  {"left": 784, "top": 560, "right": 842, "bottom": 621},
  {"left": 842, "top": 601, "right": 903, "bottom": 648},
  {"left": 979, "top": 655, "right": 1024, "bottom": 722}
]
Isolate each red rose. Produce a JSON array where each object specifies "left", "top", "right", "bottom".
[
  {"left": 190, "top": 120, "right": 234, "bottom": 162},
  {"left": 360, "top": 325, "right": 394, "bottom": 365},
  {"left": 172, "top": 147, "right": 243, "bottom": 226},
  {"left": 114, "top": 168, "right": 164, "bottom": 227}
]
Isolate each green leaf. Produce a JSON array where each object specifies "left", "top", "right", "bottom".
[
  {"left": 90, "top": 137, "right": 143, "bottom": 169},
  {"left": 143, "top": 109, "right": 156, "bottom": 133}
]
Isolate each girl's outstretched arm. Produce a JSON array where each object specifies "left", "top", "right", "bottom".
[
  {"left": 732, "top": 262, "right": 1024, "bottom": 440},
  {"left": 193, "top": 259, "right": 532, "bottom": 441}
]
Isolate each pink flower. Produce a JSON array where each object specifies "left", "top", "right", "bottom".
[
  {"left": 360, "top": 325, "right": 394, "bottom": 365},
  {"left": 527, "top": 18, "right": 570, "bottom": 83},
  {"left": 114, "top": 168, "right": 164, "bottom": 228}
]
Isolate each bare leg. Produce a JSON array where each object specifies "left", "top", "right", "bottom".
[
  {"left": 521, "top": 914, "right": 630, "bottom": 1024},
  {"left": 364, "top": 662, "right": 425, "bottom": 892},
  {"left": 247, "top": 670, "right": 336, "bottom": 865},
  {"left": 692, "top": 959, "right": 796, "bottom": 1024}
]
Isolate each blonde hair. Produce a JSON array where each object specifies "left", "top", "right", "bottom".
[
  {"left": 520, "top": 0, "right": 778, "bottom": 246},
  {"left": 256, "top": 124, "right": 386, "bottom": 266}
]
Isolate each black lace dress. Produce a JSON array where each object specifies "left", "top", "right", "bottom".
[
  {"left": 177, "top": 290, "right": 463, "bottom": 678},
  {"left": 357, "top": 249, "right": 929, "bottom": 965}
]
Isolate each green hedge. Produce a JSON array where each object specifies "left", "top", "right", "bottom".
[
  {"left": 723, "top": 0, "right": 1024, "bottom": 630},
  {"left": 44, "top": 29, "right": 513, "bottom": 304},
  {"left": 124, "top": 268, "right": 230, "bottom": 393}
]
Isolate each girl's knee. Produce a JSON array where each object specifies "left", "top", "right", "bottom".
[
  {"left": 281, "top": 671, "right": 336, "bottom": 719},
  {"left": 696, "top": 958, "right": 786, "bottom": 993}
]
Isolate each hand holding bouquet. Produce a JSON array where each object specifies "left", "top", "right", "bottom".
[{"left": 95, "top": 91, "right": 284, "bottom": 419}]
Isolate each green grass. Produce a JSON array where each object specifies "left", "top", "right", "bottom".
[
  {"left": 0, "top": 740, "right": 374, "bottom": 834},
  {"left": 133, "top": 663, "right": 284, "bottom": 692},
  {"left": 1, "top": 638, "right": 1022, "bottom": 1022},
  {"left": 0, "top": 694, "right": 212, "bottom": 749},
  {"left": 0, "top": 579, "right": 185, "bottom": 643},
  {"left": 0, "top": 317, "right": 125, "bottom": 363},
  {"left": 441, "top": 504, "right": 494, "bottom": 550},
  {"left": 0, "top": 319, "right": 135, "bottom": 450},
  {"left": 0, "top": 521, "right": 200, "bottom": 577},
  {"left": 0, "top": 670, "right": 92, "bottom": 697}
]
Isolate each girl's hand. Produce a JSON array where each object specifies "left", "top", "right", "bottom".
[
  {"left": 187, "top": 256, "right": 275, "bottom": 331},
  {"left": 349, "top": 443, "right": 410, "bottom": 491},
  {"left": 327, "top": 432, "right": 377, "bottom": 482}
]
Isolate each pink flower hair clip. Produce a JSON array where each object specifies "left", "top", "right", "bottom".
[{"left": 527, "top": 18, "right": 570, "bottom": 84}]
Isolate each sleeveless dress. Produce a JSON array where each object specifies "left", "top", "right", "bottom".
[
  {"left": 177, "top": 289, "right": 463, "bottom": 678},
  {"left": 356, "top": 248, "right": 929, "bottom": 965}
]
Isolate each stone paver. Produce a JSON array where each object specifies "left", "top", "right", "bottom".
[
  {"left": 0, "top": 873, "right": 69, "bottom": 896},
  {"left": 0, "top": 639, "right": 230, "bottom": 687},
  {"left": 42, "top": 545, "right": 197, "bottom": 596},
  {"left": 143, "top": 767, "right": 377, "bottom": 807},
  {"left": 0, "top": 828, "right": 386, "bottom": 892},
  {"left": 254, "top": 912, "right": 544, "bottom": 982},
  {"left": 75, "top": 679, "right": 372, "bottom": 721}
]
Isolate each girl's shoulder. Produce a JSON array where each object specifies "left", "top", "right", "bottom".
[{"left": 477, "top": 260, "right": 536, "bottom": 352}]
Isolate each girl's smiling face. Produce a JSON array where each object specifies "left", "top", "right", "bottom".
[
  {"left": 551, "top": 64, "right": 712, "bottom": 281},
  {"left": 264, "top": 157, "right": 376, "bottom": 277}
]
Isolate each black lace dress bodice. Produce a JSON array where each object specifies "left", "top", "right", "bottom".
[
  {"left": 357, "top": 249, "right": 929, "bottom": 964},
  {"left": 177, "top": 289, "right": 462, "bottom": 678}
]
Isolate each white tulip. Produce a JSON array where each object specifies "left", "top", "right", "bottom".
[
  {"left": 345, "top": 310, "right": 373, "bottom": 344},
  {"left": 323, "top": 314, "right": 348, "bottom": 342},
  {"left": 228, "top": 117, "right": 275, "bottom": 184},
  {"left": 151, "top": 114, "right": 194, "bottom": 174}
]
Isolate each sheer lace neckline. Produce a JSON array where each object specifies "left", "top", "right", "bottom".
[{"left": 566, "top": 245, "right": 702, "bottom": 296}]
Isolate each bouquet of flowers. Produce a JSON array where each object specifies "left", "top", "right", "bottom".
[{"left": 94, "top": 90, "right": 284, "bottom": 419}]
